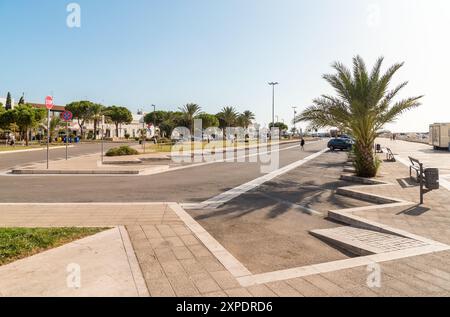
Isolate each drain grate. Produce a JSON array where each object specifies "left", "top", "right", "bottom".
[{"left": 310, "top": 226, "right": 429, "bottom": 256}]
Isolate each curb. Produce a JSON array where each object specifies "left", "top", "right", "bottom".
[{"left": 11, "top": 169, "right": 139, "bottom": 175}]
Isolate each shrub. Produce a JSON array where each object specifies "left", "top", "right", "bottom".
[{"left": 106, "top": 145, "right": 139, "bottom": 157}]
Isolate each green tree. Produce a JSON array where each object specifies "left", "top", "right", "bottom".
[
  {"left": 217, "top": 106, "right": 238, "bottom": 128},
  {"left": 179, "top": 103, "right": 202, "bottom": 133},
  {"left": 5, "top": 92, "right": 12, "bottom": 110},
  {"left": 144, "top": 110, "right": 168, "bottom": 127},
  {"left": 159, "top": 111, "right": 184, "bottom": 138},
  {"left": 195, "top": 113, "right": 219, "bottom": 129},
  {"left": 66, "top": 101, "right": 94, "bottom": 138},
  {"left": 238, "top": 110, "right": 255, "bottom": 129},
  {"left": 18, "top": 95, "right": 25, "bottom": 105},
  {"left": 269, "top": 122, "right": 288, "bottom": 131},
  {"left": 296, "top": 56, "right": 423, "bottom": 177},
  {"left": 13, "top": 105, "right": 37, "bottom": 146},
  {"left": 104, "top": 106, "right": 133, "bottom": 137}
]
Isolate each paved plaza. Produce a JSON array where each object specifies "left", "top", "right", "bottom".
[{"left": 1, "top": 139, "right": 450, "bottom": 296}]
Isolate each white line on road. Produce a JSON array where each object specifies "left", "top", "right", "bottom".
[{"left": 182, "top": 148, "right": 329, "bottom": 210}]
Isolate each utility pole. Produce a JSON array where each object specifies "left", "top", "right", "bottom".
[{"left": 268, "top": 82, "right": 279, "bottom": 128}]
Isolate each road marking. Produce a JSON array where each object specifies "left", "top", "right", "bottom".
[
  {"left": 0, "top": 145, "right": 75, "bottom": 155},
  {"left": 182, "top": 148, "right": 329, "bottom": 210},
  {"left": 2, "top": 141, "right": 323, "bottom": 178}
]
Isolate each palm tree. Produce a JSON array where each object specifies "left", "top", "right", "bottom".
[
  {"left": 217, "top": 106, "right": 238, "bottom": 137},
  {"left": 90, "top": 103, "right": 104, "bottom": 140},
  {"left": 295, "top": 56, "right": 423, "bottom": 178},
  {"left": 42, "top": 116, "right": 62, "bottom": 141},
  {"left": 179, "top": 103, "right": 202, "bottom": 133},
  {"left": 238, "top": 110, "right": 255, "bottom": 129}
]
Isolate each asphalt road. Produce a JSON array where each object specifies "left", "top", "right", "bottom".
[
  {"left": 0, "top": 142, "right": 134, "bottom": 170},
  {"left": 0, "top": 140, "right": 329, "bottom": 203}
]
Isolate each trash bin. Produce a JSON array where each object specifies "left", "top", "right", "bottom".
[{"left": 424, "top": 168, "right": 439, "bottom": 190}]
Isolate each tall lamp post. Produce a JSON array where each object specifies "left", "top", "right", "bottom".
[
  {"left": 151, "top": 104, "right": 156, "bottom": 143},
  {"left": 292, "top": 106, "right": 297, "bottom": 136},
  {"left": 268, "top": 82, "right": 279, "bottom": 128}
]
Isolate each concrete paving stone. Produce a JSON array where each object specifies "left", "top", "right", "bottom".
[
  {"left": 141, "top": 261, "right": 166, "bottom": 281},
  {"left": 164, "top": 236, "right": 185, "bottom": 248},
  {"left": 403, "top": 259, "right": 450, "bottom": 282},
  {"left": 285, "top": 278, "right": 328, "bottom": 297},
  {"left": 171, "top": 246, "right": 194, "bottom": 260},
  {"left": 382, "top": 263, "right": 446, "bottom": 294},
  {"left": 320, "top": 271, "right": 379, "bottom": 297},
  {"left": 246, "top": 284, "right": 278, "bottom": 297},
  {"left": 203, "top": 291, "right": 228, "bottom": 297},
  {"left": 148, "top": 238, "right": 167, "bottom": 249},
  {"left": 303, "top": 275, "right": 351, "bottom": 297},
  {"left": 412, "top": 271, "right": 450, "bottom": 292},
  {"left": 179, "top": 258, "right": 208, "bottom": 275},
  {"left": 146, "top": 277, "right": 176, "bottom": 297},
  {"left": 382, "top": 277, "right": 430, "bottom": 296},
  {"left": 171, "top": 225, "right": 192, "bottom": 236},
  {"left": 210, "top": 270, "right": 241, "bottom": 290},
  {"left": 197, "top": 256, "right": 226, "bottom": 273},
  {"left": 179, "top": 234, "right": 201, "bottom": 246},
  {"left": 154, "top": 248, "right": 178, "bottom": 263},
  {"left": 265, "top": 281, "right": 303, "bottom": 297},
  {"left": 167, "top": 274, "right": 200, "bottom": 297},
  {"left": 135, "top": 249, "right": 156, "bottom": 263},
  {"left": 161, "top": 260, "right": 188, "bottom": 278},
  {"left": 224, "top": 288, "right": 253, "bottom": 297},
  {"left": 156, "top": 224, "right": 177, "bottom": 237},
  {"left": 190, "top": 272, "right": 222, "bottom": 293},
  {"left": 188, "top": 244, "right": 214, "bottom": 258}
]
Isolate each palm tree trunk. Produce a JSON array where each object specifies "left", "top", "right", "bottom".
[
  {"left": 354, "top": 141, "right": 378, "bottom": 178},
  {"left": 94, "top": 120, "right": 97, "bottom": 140}
]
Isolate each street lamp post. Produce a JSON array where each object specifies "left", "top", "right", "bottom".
[
  {"left": 292, "top": 106, "right": 297, "bottom": 136},
  {"left": 268, "top": 82, "right": 279, "bottom": 128},
  {"left": 152, "top": 104, "right": 156, "bottom": 144}
]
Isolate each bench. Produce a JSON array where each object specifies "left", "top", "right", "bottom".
[
  {"left": 386, "top": 148, "right": 396, "bottom": 162},
  {"left": 409, "top": 156, "right": 424, "bottom": 182}
]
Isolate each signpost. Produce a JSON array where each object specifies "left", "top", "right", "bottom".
[
  {"left": 101, "top": 115, "right": 105, "bottom": 163},
  {"left": 45, "top": 96, "right": 54, "bottom": 169},
  {"left": 60, "top": 110, "right": 73, "bottom": 160}
]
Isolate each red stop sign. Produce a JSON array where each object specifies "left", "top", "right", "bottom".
[{"left": 45, "top": 96, "right": 54, "bottom": 110}]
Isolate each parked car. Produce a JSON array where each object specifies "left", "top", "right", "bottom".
[{"left": 328, "top": 138, "right": 353, "bottom": 151}]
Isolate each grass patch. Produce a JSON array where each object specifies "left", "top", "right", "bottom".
[{"left": 0, "top": 227, "right": 107, "bottom": 266}]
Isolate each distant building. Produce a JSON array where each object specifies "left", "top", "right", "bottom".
[{"left": 28, "top": 103, "right": 66, "bottom": 117}]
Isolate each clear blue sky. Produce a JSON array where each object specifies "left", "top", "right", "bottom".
[{"left": 1, "top": 0, "right": 449, "bottom": 132}]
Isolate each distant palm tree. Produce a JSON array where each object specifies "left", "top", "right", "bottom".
[
  {"left": 238, "top": 110, "right": 255, "bottom": 129},
  {"left": 179, "top": 103, "right": 202, "bottom": 133},
  {"left": 295, "top": 56, "right": 423, "bottom": 177},
  {"left": 217, "top": 106, "right": 239, "bottom": 137},
  {"left": 42, "top": 116, "right": 62, "bottom": 141},
  {"left": 90, "top": 103, "right": 104, "bottom": 139}
]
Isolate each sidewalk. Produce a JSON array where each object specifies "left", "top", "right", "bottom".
[{"left": 0, "top": 227, "right": 148, "bottom": 297}]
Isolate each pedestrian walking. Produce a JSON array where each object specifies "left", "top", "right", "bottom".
[{"left": 300, "top": 138, "right": 305, "bottom": 151}]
